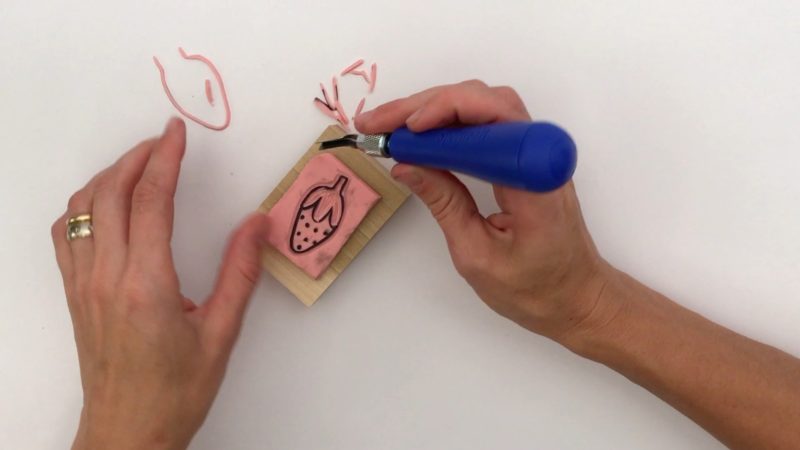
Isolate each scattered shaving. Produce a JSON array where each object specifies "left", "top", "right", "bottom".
[
  {"left": 354, "top": 97, "right": 366, "bottom": 118},
  {"left": 314, "top": 59, "right": 379, "bottom": 131},
  {"left": 340, "top": 59, "right": 364, "bottom": 76}
]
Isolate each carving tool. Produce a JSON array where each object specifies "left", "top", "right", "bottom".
[{"left": 318, "top": 122, "right": 577, "bottom": 192}]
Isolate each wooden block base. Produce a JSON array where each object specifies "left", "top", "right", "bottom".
[{"left": 257, "top": 126, "right": 411, "bottom": 306}]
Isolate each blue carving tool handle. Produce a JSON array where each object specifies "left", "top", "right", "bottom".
[{"left": 387, "top": 122, "right": 577, "bottom": 192}]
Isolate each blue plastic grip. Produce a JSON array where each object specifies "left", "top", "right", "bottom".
[{"left": 387, "top": 122, "right": 577, "bottom": 192}]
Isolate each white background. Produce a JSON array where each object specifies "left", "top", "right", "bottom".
[{"left": 1, "top": 1, "right": 798, "bottom": 448}]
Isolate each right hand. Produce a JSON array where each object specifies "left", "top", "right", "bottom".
[{"left": 355, "top": 80, "right": 622, "bottom": 343}]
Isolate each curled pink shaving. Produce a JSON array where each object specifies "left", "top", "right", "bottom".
[
  {"left": 335, "top": 101, "right": 349, "bottom": 125},
  {"left": 313, "top": 60, "right": 378, "bottom": 129},
  {"left": 320, "top": 83, "right": 332, "bottom": 107},
  {"left": 369, "top": 63, "right": 377, "bottom": 93},
  {"left": 314, "top": 98, "right": 338, "bottom": 120},
  {"left": 354, "top": 97, "right": 366, "bottom": 118},
  {"left": 204, "top": 79, "right": 214, "bottom": 105},
  {"left": 340, "top": 59, "right": 364, "bottom": 76},
  {"left": 334, "top": 108, "right": 350, "bottom": 131},
  {"left": 332, "top": 76, "right": 339, "bottom": 102},
  {"left": 350, "top": 69, "right": 371, "bottom": 84},
  {"left": 153, "top": 47, "right": 231, "bottom": 131},
  {"left": 336, "top": 117, "right": 350, "bottom": 131}
]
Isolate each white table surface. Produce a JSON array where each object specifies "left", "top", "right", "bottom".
[{"left": 2, "top": 1, "right": 799, "bottom": 448}]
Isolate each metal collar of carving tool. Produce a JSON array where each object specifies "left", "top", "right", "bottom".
[{"left": 318, "top": 134, "right": 390, "bottom": 157}]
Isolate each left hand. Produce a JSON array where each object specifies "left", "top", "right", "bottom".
[{"left": 51, "top": 117, "right": 268, "bottom": 450}]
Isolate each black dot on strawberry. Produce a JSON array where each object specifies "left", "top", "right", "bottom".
[{"left": 289, "top": 175, "right": 349, "bottom": 255}]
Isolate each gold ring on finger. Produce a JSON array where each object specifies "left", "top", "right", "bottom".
[{"left": 66, "top": 214, "right": 93, "bottom": 241}]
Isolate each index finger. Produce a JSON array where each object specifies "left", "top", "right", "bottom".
[
  {"left": 128, "top": 117, "right": 187, "bottom": 265},
  {"left": 354, "top": 80, "right": 530, "bottom": 134},
  {"left": 404, "top": 82, "right": 532, "bottom": 132},
  {"left": 354, "top": 86, "right": 441, "bottom": 134}
]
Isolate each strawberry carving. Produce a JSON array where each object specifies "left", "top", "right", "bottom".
[{"left": 290, "top": 175, "right": 349, "bottom": 253}]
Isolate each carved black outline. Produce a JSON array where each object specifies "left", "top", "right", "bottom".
[{"left": 289, "top": 175, "right": 349, "bottom": 254}]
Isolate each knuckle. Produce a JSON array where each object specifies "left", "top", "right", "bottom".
[
  {"left": 434, "top": 84, "right": 468, "bottom": 103},
  {"left": 494, "top": 86, "right": 523, "bottom": 104},
  {"left": 428, "top": 89, "right": 452, "bottom": 106},
  {"left": 92, "top": 172, "right": 117, "bottom": 197},
  {"left": 425, "top": 189, "right": 459, "bottom": 223},
  {"left": 67, "top": 191, "right": 89, "bottom": 211},
  {"left": 423, "top": 90, "right": 459, "bottom": 120},
  {"left": 461, "top": 79, "right": 488, "bottom": 89},
  {"left": 453, "top": 253, "right": 490, "bottom": 279}
]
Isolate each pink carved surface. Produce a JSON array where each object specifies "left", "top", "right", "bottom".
[{"left": 266, "top": 153, "right": 381, "bottom": 279}]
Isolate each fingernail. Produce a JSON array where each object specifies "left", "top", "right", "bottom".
[
  {"left": 357, "top": 109, "right": 375, "bottom": 122},
  {"left": 164, "top": 117, "right": 181, "bottom": 134},
  {"left": 406, "top": 108, "right": 423, "bottom": 126},
  {"left": 393, "top": 170, "right": 423, "bottom": 190}
]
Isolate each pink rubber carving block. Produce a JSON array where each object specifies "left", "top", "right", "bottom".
[{"left": 266, "top": 153, "right": 381, "bottom": 279}]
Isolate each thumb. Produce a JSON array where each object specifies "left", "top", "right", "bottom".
[
  {"left": 391, "top": 164, "right": 486, "bottom": 245},
  {"left": 204, "top": 212, "right": 269, "bottom": 346}
]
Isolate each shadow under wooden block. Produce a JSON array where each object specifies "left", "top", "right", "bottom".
[{"left": 258, "top": 126, "right": 411, "bottom": 306}]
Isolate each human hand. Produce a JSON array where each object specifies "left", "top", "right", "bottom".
[
  {"left": 361, "top": 81, "right": 800, "bottom": 450},
  {"left": 355, "top": 81, "right": 621, "bottom": 343},
  {"left": 51, "top": 118, "right": 268, "bottom": 450}
]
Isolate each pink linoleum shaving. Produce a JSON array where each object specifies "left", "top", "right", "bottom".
[
  {"left": 153, "top": 47, "right": 231, "bottom": 131},
  {"left": 369, "top": 63, "right": 377, "bottom": 93},
  {"left": 340, "top": 59, "right": 364, "bottom": 75},
  {"left": 204, "top": 79, "right": 214, "bottom": 105},
  {"left": 314, "top": 98, "right": 338, "bottom": 120},
  {"left": 314, "top": 59, "right": 378, "bottom": 128},
  {"left": 332, "top": 76, "right": 339, "bottom": 102},
  {"left": 350, "top": 69, "right": 371, "bottom": 84},
  {"left": 354, "top": 97, "right": 366, "bottom": 118},
  {"left": 335, "top": 101, "right": 349, "bottom": 126},
  {"left": 320, "top": 82, "right": 332, "bottom": 106}
]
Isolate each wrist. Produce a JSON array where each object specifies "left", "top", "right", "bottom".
[
  {"left": 557, "top": 266, "right": 646, "bottom": 360},
  {"left": 73, "top": 395, "right": 191, "bottom": 450}
]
